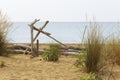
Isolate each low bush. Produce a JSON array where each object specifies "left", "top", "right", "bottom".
[{"left": 42, "top": 44, "right": 60, "bottom": 61}]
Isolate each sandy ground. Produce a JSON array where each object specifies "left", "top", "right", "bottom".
[
  {"left": 0, "top": 54, "right": 86, "bottom": 80},
  {"left": 0, "top": 54, "right": 120, "bottom": 80}
]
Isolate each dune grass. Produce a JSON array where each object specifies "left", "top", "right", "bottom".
[
  {"left": 84, "top": 23, "right": 103, "bottom": 73},
  {"left": 0, "top": 11, "right": 12, "bottom": 56},
  {"left": 105, "top": 35, "right": 120, "bottom": 65},
  {"left": 75, "top": 22, "right": 104, "bottom": 73}
]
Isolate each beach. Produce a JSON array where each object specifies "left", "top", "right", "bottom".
[
  {"left": 0, "top": 54, "right": 120, "bottom": 80},
  {"left": 0, "top": 54, "right": 85, "bottom": 80}
]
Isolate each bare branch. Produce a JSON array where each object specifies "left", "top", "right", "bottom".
[
  {"left": 33, "top": 20, "right": 49, "bottom": 42},
  {"left": 33, "top": 26, "right": 51, "bottom": 35},
  {"left": 29, "top": 19, "right": 40, "bottom": 26}
]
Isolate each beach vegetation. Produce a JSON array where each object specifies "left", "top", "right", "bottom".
[
  {"left": 80, "top": 72, "right": 102, "bottom": 80},
  {"left": 42, "top": 44, "right": 60, "bottom": 61},
  {"left": 105, "top": 35, "right": 120, "bottom": 65},
  {"left": 75, "top": 22, "right": 104, "bottom": 73},
  {"left": 0, "top": 11, "right": 12, "bottom": 56}
]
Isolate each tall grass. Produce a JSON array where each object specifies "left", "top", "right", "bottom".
[
  {"left": 0, "top": 11, "right": 12, "bottom": 56},
  {"left": 105, "top": 35, "right": 120, "bottom": 65},
  {"left": 75, "top": 22, "right": 103, "bottom": 73},
  {"left": 85, "top": 22, "right": 103, "bottom": 72}
]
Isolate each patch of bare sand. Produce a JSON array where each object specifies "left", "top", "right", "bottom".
[{"left": 0, "top": 54, "right": 87, "bottom": 80}]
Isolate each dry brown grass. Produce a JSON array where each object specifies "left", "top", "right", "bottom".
[{"left": 0, "top": 11, "right": 12, "bottom": 56}]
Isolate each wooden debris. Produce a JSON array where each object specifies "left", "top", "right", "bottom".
[{"left": 28, "top": 19, "right": 67, "bottom": 57}]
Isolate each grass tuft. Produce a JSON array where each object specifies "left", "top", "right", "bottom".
[
  {"left": 105, "top": 35, "right": 120, "bottom": 65},
  {"left": 85, "top": 23, "right": 103, "bottom": 72},
  {"left": 0, "top": 11, "right": 12, "bottom": 56},
  {"left": 75, "top": 22, "right": 104, "bottom": 73}
]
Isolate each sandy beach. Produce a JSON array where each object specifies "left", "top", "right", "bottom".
[
  {"left": 0, "top": 54, "right": 120, "bottom": 80},
  {"left": 0, "top": 54, "right": 85, "bottom": 80}
]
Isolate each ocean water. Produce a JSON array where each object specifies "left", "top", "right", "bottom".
[{"left": 7, "top": 22, "right": 120, "bottom": 43}]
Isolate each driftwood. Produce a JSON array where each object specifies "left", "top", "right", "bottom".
[
  {"left": 33, "top": 26, "right": 66, "bottom": 47},
  {"left": 9, "top": 19, "right": 84, "bottom": 56},
  {"left": 33, "top": 26, "right": 51, "bottom": 36},
  {"left": 8, "top": 44, "right": 82, "bottom": 55},
  {"left": 29, "top": 20, "right": 34, "bottom": 56},
  {"left": 28, "top": 19, "right": 67, "bottom": 57},
  {"left": 33, "top": 21, "right": 49, "bottom": 42},
  {"left": 8, "top": 44, "right": 31, "bottom": 54},
  {"left": 36, "top": 39, "right": 39, "bottom": 54}
]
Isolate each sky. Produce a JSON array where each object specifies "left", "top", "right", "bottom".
[{"left": 0, "top": 0, "right": 120, "bottom": 22}]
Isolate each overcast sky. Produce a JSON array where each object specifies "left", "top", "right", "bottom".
[{"left": 0, "top": 0, "right": 120, "bottom": 22}]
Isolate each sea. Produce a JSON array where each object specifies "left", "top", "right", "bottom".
[{"left": 7, "top": 22, "right": 120, "bottom": 44}]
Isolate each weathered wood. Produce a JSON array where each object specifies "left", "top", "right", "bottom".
[
  {"left": 28, "top": 19, "right": 67, "bottom": 57},
  {"left": 46, "top": 34, "right": 67, "bottom": 47},
  {"left": 29, "top": 19, "right": 40, "bottom": 26},
  {"left": 36, "top": 39, "right": 39, "bottom": 54},
  {"left": 33, "top": 25, "right": 66, "bottom": 47},
  {"left": 33, "top": 26, "right": 51, "bottom": 35},
  {"left": 33, "top": 21, "right": 49, "bottom": 42},
  {"left": 30, "top": 24, "right": 34, "bottom": 56},
  {"left": 29, "top": 19, "right": 40, "bottom": 57}
]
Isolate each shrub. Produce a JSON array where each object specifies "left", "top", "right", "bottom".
[
  {"left": 0, "top": 11, "right": 12, "bottom": 56},
  {"left": 42, "top": 44, "right": 60, "bottom": 61}
]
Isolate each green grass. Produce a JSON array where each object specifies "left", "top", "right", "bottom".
[{"left": 80, "top": 72, "right": 102, "bottom": 80}]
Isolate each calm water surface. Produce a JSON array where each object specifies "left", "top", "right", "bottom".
[{"left": 7, "top": 22, "right": 120, "bottom": 43}]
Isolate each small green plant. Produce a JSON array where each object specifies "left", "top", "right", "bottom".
[
  {"left": 0, "top": 60, "right": 5, "bottom": 68},
  {"left": 42, "top": 44, "right": 60, "bottom": 61},
  {"left": 80, "top": 72, "right": 102, "bottom": 80},
  {"left": 74, "top": 52, "right": 85, "bottom": 68}
]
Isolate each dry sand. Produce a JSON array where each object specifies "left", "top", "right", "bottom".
[
  {"left": 0, "top": 54, "right": 86, "bottom": 80},
  {"left": 0, "top": 54, "right": 120, "bottom": 80}
]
